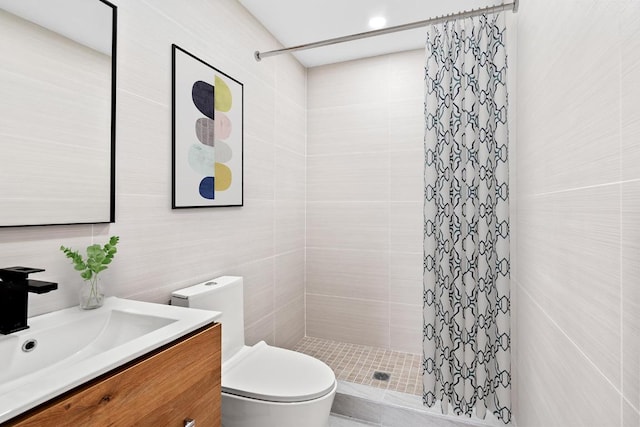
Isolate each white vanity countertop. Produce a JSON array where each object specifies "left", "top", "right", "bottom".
[{"left": 0, "top": 297, "right": 220, "bottom": 423}]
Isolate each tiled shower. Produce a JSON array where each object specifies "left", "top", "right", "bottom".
[{"left": 306, "top": 51, "right": 425, "bottom": 355}]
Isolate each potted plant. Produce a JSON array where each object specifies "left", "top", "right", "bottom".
[{"left": 60, "top": 236, "right": 119, "bottom": 309}]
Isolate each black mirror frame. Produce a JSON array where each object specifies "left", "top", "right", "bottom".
[{"left": 0, "top": 0, "right": 117, "bottom": 228}]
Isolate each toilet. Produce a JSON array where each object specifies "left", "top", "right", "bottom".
[{"left": 171, "top": 276, "right": 336, "bottom": 427}]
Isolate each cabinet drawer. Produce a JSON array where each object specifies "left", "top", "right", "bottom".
[{"left": 4, "top": 323, "right": 221, "bottom": 427}]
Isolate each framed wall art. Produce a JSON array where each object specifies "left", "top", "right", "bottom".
[{"left": 172, "top": 44, "right": 243, "bottom": 208}]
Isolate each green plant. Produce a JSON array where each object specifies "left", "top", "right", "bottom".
[{"left": 60, "top": 236, "right": 120, "bottom": 281}]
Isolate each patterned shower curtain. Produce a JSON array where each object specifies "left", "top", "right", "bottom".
[{"left": 422, "top": 13, "right": 511, "bottom": 424}]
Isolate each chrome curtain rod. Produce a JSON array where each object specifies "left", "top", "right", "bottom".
[{"left": 254, "top": 0, "right": 518, "bottom": 61}]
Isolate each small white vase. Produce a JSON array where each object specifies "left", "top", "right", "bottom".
[{"left": 80, "top": 275, "right": 104, "bottom": 309}]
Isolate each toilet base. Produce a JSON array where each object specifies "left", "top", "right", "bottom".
[{"left": 221, "top": 381, "right": 337, "bottom": 427}]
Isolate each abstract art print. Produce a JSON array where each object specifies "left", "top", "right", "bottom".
[{"left": 172, "top": 44, "right": 243, "bottom": 208}]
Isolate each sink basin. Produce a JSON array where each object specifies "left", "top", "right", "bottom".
[{"left": 0, "top": 297, "right": 220, "bottom": 423}]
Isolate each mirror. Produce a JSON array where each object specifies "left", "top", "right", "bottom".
[{"left": 0, "top": 0, "right": 116, "bottom": 227}]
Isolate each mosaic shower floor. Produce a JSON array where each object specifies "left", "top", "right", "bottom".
[{"left": 293, "top": 337, "right": 423, "bottom": 396}]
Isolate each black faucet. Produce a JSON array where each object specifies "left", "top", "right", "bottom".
[{"left": 0, "top": 267, "right": 58, "bottom": 335}]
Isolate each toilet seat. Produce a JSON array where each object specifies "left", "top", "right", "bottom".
[{"left": 222, "top": 341, "right": 336, "bottom": 403}]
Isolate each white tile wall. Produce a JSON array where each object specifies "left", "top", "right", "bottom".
[
  {"left": 389, "top": 252, "right": 423, "bottom": 305},
  {"left": 516, "top": 0, "right": 640, "bottom": 425},
  {"left": 0, "top": 0, "right": 307, "bottom": 349},
  {"left": 389, "top": 303, "right": 423, "bottom": 354},
  {"left": 307, "top": 55, "right": 389, "bottom": 110},
  {"left": 306, "top": 293, "right": 390, "bottom": 349},
  {"left": 307, "top": 152, "right": 390, "bottom": 202},
  {"left": 307, "top": 202, "right": 390, "bottom": 251},
  {"left": 306, "top": 248, "right": 389, "bottom": 301},
  {"left": 306, "top": 51, "right": 424, "bottom": 354},
  {"left": 517, "top": 290, "right": 621, "bottom": 427},
  {"left": 275, "top": 249, "right": 305, "bottom": 309},
  {"left": 518, "top": 187, "right": 621, "bottom": 385},
  {"left": 621, "top": 2, "right": 640, "bottom": 182},
  {"left": 622, "top": 181, "right": 640, "bottom": 419},
  {"left": 307, "top": 106, "right": 388, "bottom": 156},
  {"left": 275, "top": 295, "right": 305, "bottom": 349}
]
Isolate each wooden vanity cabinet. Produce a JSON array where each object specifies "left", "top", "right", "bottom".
[{"left": 4, "top": 323, "right": 221, "bottom": 427}]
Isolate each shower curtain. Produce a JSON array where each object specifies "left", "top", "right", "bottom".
[{"left": 422, "top": 13, "right": 511, "bottom": 424}]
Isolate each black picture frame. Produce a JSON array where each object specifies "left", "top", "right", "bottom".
[{"left": 171, "top": 44, "right": 244, "bottom": 209}]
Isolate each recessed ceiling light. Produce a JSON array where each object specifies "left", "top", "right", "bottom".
[{"left": 368, "top": 16, "right": 387, "bottom": 29}]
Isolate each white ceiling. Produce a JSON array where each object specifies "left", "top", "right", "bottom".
[{"left": 239, "top": 0, "right": 504, "bottom": 67}]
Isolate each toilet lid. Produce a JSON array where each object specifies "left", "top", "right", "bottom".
[{"left": 222, "top": 342, "right": 336, "bottom": 403}]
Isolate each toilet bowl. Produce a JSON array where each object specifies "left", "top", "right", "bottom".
[{"left": 171, "top": 276, "right": 336, "bottom": 427}]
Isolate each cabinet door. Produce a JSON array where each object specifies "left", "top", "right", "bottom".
[{"left": 6, "top": 323, "right": 221, "bottom": 427}]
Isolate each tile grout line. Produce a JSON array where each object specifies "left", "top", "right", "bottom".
[
  {"left": 617, "top": 24, "right": 624, "bottom": 425},
  {"left": 517, "top": 282, "right": 624, "bottom": 398}
]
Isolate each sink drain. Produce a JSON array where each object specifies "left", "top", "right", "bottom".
[
  {"left": 22, "top": 339, "right": 37, "bottom": 352},
  {"left": 373, "top": 371, "right": 390, "bottom": 381}
]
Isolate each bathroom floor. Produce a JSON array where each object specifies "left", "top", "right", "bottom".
[{"left": 294, "top": 337, "right": 422, "bottom": 396}]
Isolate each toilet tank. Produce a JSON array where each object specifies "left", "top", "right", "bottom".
[{"left": 171, "top": 276, "right": 244, "bottom": 362}]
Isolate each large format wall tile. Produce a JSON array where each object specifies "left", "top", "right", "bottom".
[
  {"left": 307, "top": 294, "right": 390, "bottom": 348},
  {"left": 388, "top": 49, "right": 425, "bottom": 103},
  {"left": 116, "top": 91, "right": 171, "bottom": 197},
  {"left": 276, "top": 147, "right": 305, "bottom": 201},
  {"left": 275, "top": 295, "right": 305, "bottom": 350},
  {"left": 389, "top": 98, "right": 424, "bottom": 152},
  {"left": 621, "top": 1, "right": 640, "bottom": 181},
  {"left": 275, "top": 249, "right": 305, "bottom": 308},
  {"left": 307, "top": 152, "right": 390, "bottom": 202},
  {"left": 275, "top": 96, "right": 306, "bottom": 156},
  {"left": 243, "top": 73, "right": 276, "bottom": 143},
  {"left": 306, "top": 50, "right": 424, "bottom": 353},
  {"left": 307, "top": 104, "right": 389, "bottom": 156},
  {"left": 307, "top": 201, "right": 389, "bottom": 251},
  {"left": 226, "top": 257, "right": 275, "bottom": 329},
  {"left": 517, "top": 186, "right": 621, "bottom": 388},
  {"left": 245, "top": 313, "right": 275, "bottom": 347},
  {"left": 389, "top": 252, "right": 422, "bottom": 305},
  {"left": 116, "top": 0, "right": 189, "bottom": 106},
  {"left": 243, "top": 133, "right": 276, "bottom": 201},
  {"left": 307, "top": 55, "right": 389, "bottom": 110},
  {"left": 622, "top": 181, "right": 640, "bottom": 412},
  {"left": 516, "top": 288, "right": 621, "bottom": 427},
  {"left": 623, "top": 399, "right": 640, "bottom": 427},
  {"left": 389, "top": 202, "right": 423, "bottom": 254},
  {"left": 274, "top": 54, "right": 306, "bottom": 110},
  {"left": 389, "top": 303, "right": 422, "bottom": 354},
  {"left": 306, "top": 248, "right": 389, "bottom": 301},
  {"left": 308, "top": 128, "right": 389, "bottom": 157},
  {"left": 390, "top": 150, "right": 424, "bottom": 202},
  {"left": 308, "top": 103, "right": 388, "bottom": 140},
  {"left": 517, "top": 0, "right": 621, "bottom": 195},
  {"left": 275, "top": 199, "right": 305, "bottom": 253}
]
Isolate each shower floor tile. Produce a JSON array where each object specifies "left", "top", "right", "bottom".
[{"left": 293, "top": 337, "right": 423, "bottom": 396}]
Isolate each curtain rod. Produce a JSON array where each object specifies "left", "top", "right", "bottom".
[{"left": 254, "top": 0, "right": 518, "bottom": 62}]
